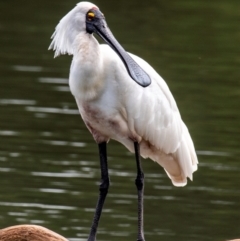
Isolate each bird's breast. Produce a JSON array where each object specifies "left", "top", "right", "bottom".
[{"left": 79, "top": 101, "right": 132, "bottom": 143}]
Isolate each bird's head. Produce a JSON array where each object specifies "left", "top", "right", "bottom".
[
  {"left": 49, "top": 1, "right": 151, "bottom": 87},
  {"left": 49, "top": 2, "right": 98, "bottom": 57}
]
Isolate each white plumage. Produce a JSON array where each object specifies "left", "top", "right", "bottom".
[{"left": 49, "top": 1, "right": 198, "bottom": 187}]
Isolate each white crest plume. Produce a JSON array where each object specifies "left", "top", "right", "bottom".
[{"left": 49, "top": 2, "right": 97, "bottom": 58}]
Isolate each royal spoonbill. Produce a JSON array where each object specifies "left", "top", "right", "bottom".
[{"left": 49, "top": 2, "right": 198, "bottom": 241}]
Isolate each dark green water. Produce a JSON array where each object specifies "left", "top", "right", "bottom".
[{"left": 0, "top": 0, "right": 239, "bottom": 240}]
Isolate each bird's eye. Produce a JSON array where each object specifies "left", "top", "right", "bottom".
[{"left": 87, "top": 12, "right": 95, "bottom": 21}]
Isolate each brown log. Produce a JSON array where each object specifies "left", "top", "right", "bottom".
[{"left": 0, "top": 225, "right": 68, "bottom": 241}]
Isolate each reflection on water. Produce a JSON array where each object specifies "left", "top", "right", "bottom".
[
  {"left": 0, "top": 0, "right": 240, "bottom": 241},
  {"left": 197, "top": 150, "right": 231, "bottom": 157},
  {"left": 0, "top": 99, "right": 36, "bottom": 106},
  {"left": 38, "top": 77, "right": 69, "bottom": 84},
  {"left": 26, "top": 106, "right": 79, "bottom": 115},
  {"left": 0, "top": 202, "right": 76, "bottom": 211},
  {"left": 12, "top": 65, "right": 43, "bottom": 72}
]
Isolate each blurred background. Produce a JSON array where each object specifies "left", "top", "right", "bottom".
[{"left": 0, "top": 0, "right": 239, "bottom": 240}]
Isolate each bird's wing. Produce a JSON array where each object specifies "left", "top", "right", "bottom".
[
  {"left": 125, "top": 53, "right": 183, "bottom": 154},
  {"left": 124, "top": 53, "right": 198, "bottom": 185}
]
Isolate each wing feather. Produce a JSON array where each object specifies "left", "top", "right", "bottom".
[{"left": 125, "top": 53, "right": 198, "bottom": 186}]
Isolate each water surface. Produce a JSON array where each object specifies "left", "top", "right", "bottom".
[{"left": 0, "top": 0, "right": 239, "bottom": 241}]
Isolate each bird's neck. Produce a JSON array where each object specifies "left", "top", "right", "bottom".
[{"left": 69, "top": 33, "right": 104, "bottom": 101}]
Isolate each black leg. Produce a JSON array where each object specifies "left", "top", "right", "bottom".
[
  {"left": 134, "top": 142, "right": 145, "bottom": 241},
  {"left": 87, "top": 142, "right": 109, "bottom": 241}
]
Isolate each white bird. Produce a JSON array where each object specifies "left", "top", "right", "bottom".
[{"left": 49, "top": 2, "right": 198, "bottom": 241}]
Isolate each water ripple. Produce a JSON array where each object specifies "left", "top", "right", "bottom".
[
  {"left": 0, "top": 167, "right": 15, "bottom": 172},
  {"left": 200, "top": 162, "right": 240, "bottom": 171},
  {"left": 39, "top": 188, "right": 67, "bottom": 194},
  {"left": 0, "top": 99, "right": 36, "bottom": 105},
  {"left": 187, "top": 186, "right": 239, "bottom": 194},
  {"left": 12, "top": 65, "right": 43, "bottom": 72},
  {"left": 0, "top": 130, "right": 19, "bottom": 136},
  {"left": 0, "top": 201, "right": 76, "bottom": 210},
  {"left": 8, "top": 212, "right": 28, "bottom": 217},
  {"left": 38, "top": 77, "right": 68, "bottom": 84},
  {"left": 109, "top": 231, "right": 130, "bottom": 237},
  {"left": 26, "top": 106, "right": 79, "bottom": 115},
  {"left": 210, "top": 200, "right": 235, "bottom": 205},
  {"left": 31, "top": 171, "right": 94, "bottom": 178},
  {"left": 108, "top": 193, "right": 178, "bottom": 200},
  {"left": 41, "top": 140, "right": 86, "bottom": 147},
  {"left": 54, "top": 86, "right": 70, "bottom": 92},
  {"left": 30, "top": 220, "right": 45, "bottom": 224},
  {"left": 153, "top": 185, "right": 173, "bottom": 190},
  {"left": 114, "top": 200, "right": 132, "bottom": 204},
  {"left": 197, "top": 150, "right": 231, "bottom": 157}
]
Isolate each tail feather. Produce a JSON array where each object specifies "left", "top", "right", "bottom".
[
  {"left": 155, "top": 124, "right": 198, "bottom": 187},
  {"left": 169, "top": 124, "right": 198, "bottom": 186}
]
